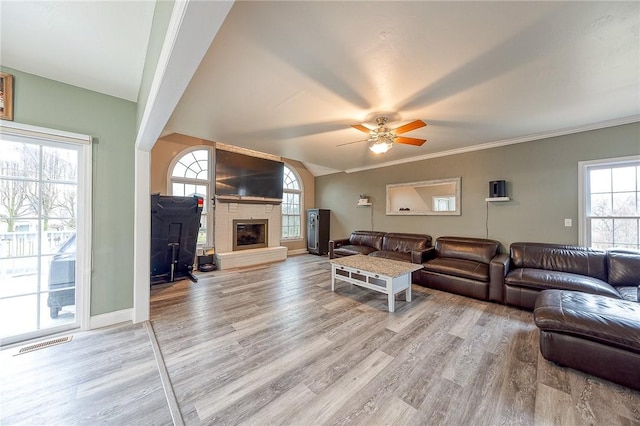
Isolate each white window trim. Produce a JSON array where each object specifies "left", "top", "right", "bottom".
[
  {"left": 282, "top": 164, "right": 304, "bottom": 241},
  {"left": 578, "top": 154, "right": 640, "bottom": 247},
  {"left": 167, "top": 146, "right": 213, "bottom": 247},
  {"left": 167, "top": 146, "right": 212, "bottom": 189},
  {"left": 0, "top": 121, "right": 92, "bottom": 336}
]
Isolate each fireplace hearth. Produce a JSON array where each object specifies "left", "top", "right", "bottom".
[{"left": 233, "top": 219, "right": 268, "bottom": 251}]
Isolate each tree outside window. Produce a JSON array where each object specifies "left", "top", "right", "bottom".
[
  {"left": 583, "top": 158, "right": 640, "bottom": 250},
  {"left": 0, "top": 141, "right": 77, "bottom": 235}
]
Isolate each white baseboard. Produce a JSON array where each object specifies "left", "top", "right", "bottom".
[{"left": 90, "top": 308, "right": 133, "bottom": 330}]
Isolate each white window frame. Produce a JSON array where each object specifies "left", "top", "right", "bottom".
[
  {"left": 0, "top": 121, "right": 92, "bottom": 344},
  {"left": 167, "top": 146, "right": 213, "bottom": 248},
  {"left": 282, "top": 164, "right": 303, "bottom": 241},
  {"left": 578, "top": 154, "right": 640, "bottom": 248}
]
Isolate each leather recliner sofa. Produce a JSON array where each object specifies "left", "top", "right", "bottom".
[
  {"left": 329, "top": 230, "right": 386, "bottom": 258},
  {"left": 368, "top": 232, "right": 432, "bottom": 263},
  {"left": 329, "top": 231, "right": 432, "bottom": 263},
  {"left": 493, "top": 242, "right": 640, "bottom": 310},
  {"left": 413, "top": 236, "right": 504, "bottom": 301}
]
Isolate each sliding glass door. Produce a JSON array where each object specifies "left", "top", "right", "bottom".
[{"left": 0, "top": 130, "right": 89, "bottom": 345}]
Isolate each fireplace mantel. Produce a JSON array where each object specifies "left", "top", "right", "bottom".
[{"left": 216, "top": 195, "right": 282, "bottom": 205}]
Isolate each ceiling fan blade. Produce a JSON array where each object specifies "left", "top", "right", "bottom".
[
  {"left": 394, "top": 136, "right": 426, "bottom": 146},
  {"left": 337, "top": 139, "right": 370, "bottom": 147},
  {"left": 393, "top": 120, "right": 427, "bottom": 135},
  {"left": 351, "top": 124, "right": 372, "bottom": 133}
]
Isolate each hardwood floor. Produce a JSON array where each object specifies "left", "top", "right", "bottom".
[
  {"left": 2, "top": 254, "right": 639, "bottom": 425},
  {"left": 0, "top": 321, "right": 172, "bottom": 424}
]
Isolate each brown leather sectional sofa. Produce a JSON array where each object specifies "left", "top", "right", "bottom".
[{"left": 331, "top": 234, "right": 639, "bottom": 307}]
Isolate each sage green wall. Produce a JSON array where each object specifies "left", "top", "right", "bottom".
[
  {"left": 136, "top": 0, "right": 175, "bottom": 129},
  {"left": 316, "top": 122, "right": 640, "bottom": 252},
  {"left": 2, "top": 67, "right": 136, "bottom": 316}
]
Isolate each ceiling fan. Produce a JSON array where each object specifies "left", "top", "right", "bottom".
[{"left": 339, "top": 116, "right": 427, "bottom": 154}]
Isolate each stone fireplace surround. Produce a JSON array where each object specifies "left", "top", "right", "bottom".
[{"left": 214, "top": 201, "right": 287, "bottom": 270}]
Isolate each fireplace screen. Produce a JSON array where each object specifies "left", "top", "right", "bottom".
[{"left": 233, "top": 219, "right": 268, "bottom": 251}]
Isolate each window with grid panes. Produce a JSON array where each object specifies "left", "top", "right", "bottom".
[
  {"left": 282, "top": 165, "right": 302, "bottom": 239},
  {"left": 580, "top": 156, "right": 640, "bottom": 250},
  {"left": 170, "top": 148, "right": 210, "bottom": 246}
]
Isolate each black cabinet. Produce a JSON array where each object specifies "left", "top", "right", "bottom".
[{"left": 307, "top": 209, "right": 330, "bottom": 255}]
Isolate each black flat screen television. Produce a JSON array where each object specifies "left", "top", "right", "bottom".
[
  {"left": 150, "top": 194, "right": 203, "bottom": 284},
  {"left": 215, "top": 149, "right": 284, "bottom": 200}
]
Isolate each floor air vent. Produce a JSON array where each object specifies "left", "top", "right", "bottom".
[{"left": 14, "top": 336, "right": 73, "bottom": 356}]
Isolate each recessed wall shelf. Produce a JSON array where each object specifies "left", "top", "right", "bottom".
[{"left": 485, "top": 197, "right": 510, "bottom": 202}]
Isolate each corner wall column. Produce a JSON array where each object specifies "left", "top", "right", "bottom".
[{"left": 133, "top": 148, "right": 151, "bottom": 323}]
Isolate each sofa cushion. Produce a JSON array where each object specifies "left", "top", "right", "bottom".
[
  {"left": 534, "top": 290, "right": 640, "bottom": 353},
  {"left": 423, "top": 257, "right": 490, "bottom": 282},
  {"left": 348, "top": 231, "right": 385, "bottom": 251},
  {"left": 368, "top": 250, "right": 412, "bottom": 262},
  {"left": 435, "top": 236, "right": 499, "bottom": 265},
  {"left": 608, "top": 250, "right": 640, "bottom": 287},
  {"left": 381, "top": 233, "right": 431, "bottom": 253},
  {"left": 510, "top": 242, "right": 607, "bottom": 281},
  {"left": 333, "top": 244, "right": 379, "bottom": 257},
  {"left": 505, "top": 268, "right": 621, "bottom": 299}
]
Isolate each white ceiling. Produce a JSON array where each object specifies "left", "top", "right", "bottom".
[
  {"left": 2, "top": 1, "right": 639, "bottom": 175},
  {"left": 0, "top": 1, "right": 155, "bottom": 102}
]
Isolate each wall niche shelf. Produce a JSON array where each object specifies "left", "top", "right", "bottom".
[{"left": 485, "top": 197, "right": 510, "bottom": 202}]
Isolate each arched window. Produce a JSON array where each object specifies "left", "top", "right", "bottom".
[
  {"left": 282, "top": 165, "right": 303, "bottom": 239},
  {"left": 169, "top": 147, "right": 211, "bottom": 246}
]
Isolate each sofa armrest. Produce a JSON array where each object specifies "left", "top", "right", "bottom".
[
  {"left": 489, "top": 253, "right": 510, "bottom": 303},
  {"left": 329, "top": 238, "right": 350, "bottom": 259},
  {"left": 416, "top": 247, "right": 437, "bottom": 264},
  {"left": 411, "top": 247, "right": 433, "bottom": 264}
]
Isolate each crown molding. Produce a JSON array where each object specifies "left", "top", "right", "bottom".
[{"left": 344, "top": 115, "right": 640, "bottom": 174}]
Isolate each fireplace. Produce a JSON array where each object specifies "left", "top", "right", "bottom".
[{"left": 233, "top": 219, "right": 268, "bottom": 251}]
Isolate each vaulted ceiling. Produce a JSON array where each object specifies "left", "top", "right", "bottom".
[{"left": 2, "top": 1, "right": 639, "bottom": 175}]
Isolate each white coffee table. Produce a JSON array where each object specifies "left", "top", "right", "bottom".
[{"left": 329, "top": 255, "right": 423, "bottom": 312}]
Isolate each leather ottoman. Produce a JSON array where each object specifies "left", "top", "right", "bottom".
[{"left": 533, "top": 289, "right": 640, "bottom": 391}]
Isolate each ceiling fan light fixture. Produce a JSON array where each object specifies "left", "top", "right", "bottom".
[
  {"left": 345, "top": 116, "right": 427, "bottom": 152},
  {"left": 369, "top": 138, "right": 394, "bottom": 154}
]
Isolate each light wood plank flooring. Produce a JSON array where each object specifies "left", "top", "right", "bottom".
[
  {"left": 0, "top": 321, "right": 172, "bottom": 424},
  {"left": 2, "top": 254, "right": 639, "bottom": 425}
]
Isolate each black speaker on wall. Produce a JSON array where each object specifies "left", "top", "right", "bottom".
[{"left": 489, "top": 180, "right": 506, "bottom": 198}]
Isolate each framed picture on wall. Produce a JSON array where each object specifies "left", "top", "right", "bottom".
[{"left": 0, "top": 72, "right": 14, "bottom": 121}]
